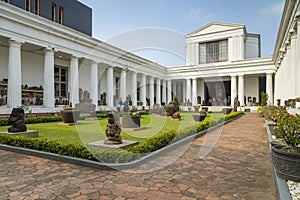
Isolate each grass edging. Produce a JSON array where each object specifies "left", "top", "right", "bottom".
[
  {"left": 0, "top": 112, "right": 244, "bottom": 170},
  {"left": 265, "top": 121, "right": 292, "bottom": 200}
]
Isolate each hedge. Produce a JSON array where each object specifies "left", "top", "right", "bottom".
[
  {"left": 128, "top": 111, "right": 244, "bottom": 154},
  {"left": 0, "top": 116, "right": 62, "bottom": 126},
  {"left": 0, "top": 111, "right": 244, "bottom": 162},
  {"left": 0, "top": 134, "right": 139, "bottom": 163}
]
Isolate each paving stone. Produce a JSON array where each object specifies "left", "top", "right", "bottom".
[{"left": 0, "top": 113, "right": 278, "bottom": 199}]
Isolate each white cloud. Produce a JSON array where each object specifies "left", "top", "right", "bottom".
[{"left": 261, "top": 1, "right": 284, "bottom": 15}]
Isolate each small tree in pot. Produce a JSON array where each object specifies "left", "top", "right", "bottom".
[{"left": 272, "top": 113, "right": 300, "bottom": 181}]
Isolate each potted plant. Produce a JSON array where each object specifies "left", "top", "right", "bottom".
[
  {"left": 257, "top": 106, "right": 263, "bottom": 117},
  {"left": 192, "top": 111, "right": 207, "bottom": 122},
  {"left": 271, "top": 113, "right": 300, "bottom": 181}
]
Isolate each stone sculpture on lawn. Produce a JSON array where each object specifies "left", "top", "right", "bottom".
[
  {"left": 105, "top": 110, "right": 122, "bottom": 144},
  {"left": 7, "top": 107, "right": 27, "bottom": 133}
]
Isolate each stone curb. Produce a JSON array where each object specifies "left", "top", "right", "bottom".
[
  {"left": 265, "top": 121, "right": 292, "bottom": 200},
  {"left": 0, "top": 113, "right": 243, "bottom": 170}
]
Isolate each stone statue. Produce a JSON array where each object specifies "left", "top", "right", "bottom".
[
  {"left": 7, "top": 108, "right": 27, "bottom": 133},
  {"left": 105, "top": 110, "right": 122, "bottom": 144},
  {"left": 233, "top": 97, "right": 240, "bottom": 112},
  {"left": 164, "top": 100, "right": 179, "bottom": 116}
]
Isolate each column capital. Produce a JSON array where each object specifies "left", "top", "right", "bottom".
[
  {"left": 44, "top": 47, "right": 55, "bottom": 55},
  {"left": 238, "top": 74, "right": 244, "bottom": 78},
  {"left": 230, "top": 75, "right": 237, "bottom": 78},
  {"left": 9, "top": 39, "right": 23, "bottom": 47},
  {"left": 71, "top": 55, "right": 80, "bottom": 60}
]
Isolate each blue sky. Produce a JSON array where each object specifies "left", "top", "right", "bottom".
[{"left": 80, "top": 0, "right": 285, "bottom": 66}]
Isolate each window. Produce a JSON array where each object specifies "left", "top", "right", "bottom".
[
  {"left": 199, "top": 39, "right": 228, "bottom": 64},
  {"left": 33, "top": 0, "right": 40, "bottom": 15},
  {"left": 58, "top": 6, "right": 64, "bottom": 24},
  {"left": 54, "top": 66, "right": 68, "bottom": 99},
  {"left": 52, "top": 3, "right": 57, "bottom": 22},
  {"left": 25, "top": 0, "right": 32, "bottom": 12}
]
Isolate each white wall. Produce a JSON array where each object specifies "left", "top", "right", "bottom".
[
  {"left": 99, "top": 68, "right": 107, "bottom": 95},
  {"left": 21, "top": 51, "right": 44, "bottom": 87},
  {"left": 244, "top": 77, "right": 259, "bottom": 103},
  {"left": 78, "top": 62, "right": 91, "bottom": 95},
  {"left": 245, "top": 35, "right": 260, "bottom": 59},
  {"left": 0, "top": 46, "right": 8, "bottom": 81}
]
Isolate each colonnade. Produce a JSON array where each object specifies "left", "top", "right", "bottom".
[{"left": 4, "top": 40, "right": 176, "bottom": 109}]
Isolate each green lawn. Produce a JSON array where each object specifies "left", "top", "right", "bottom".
[{"left": 0, "top": 112, "right": 225, "bottom": 146}]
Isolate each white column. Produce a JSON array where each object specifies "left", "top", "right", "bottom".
[
  {"left": 43, "top": 47, "right": 55, "bottom": 108},
  {"left": 156, "top": 78, "right": 161, "bottom": 105},
  {"left": 149, "top": 76, "right": 154, "bottom": 107},
  {"left": 172, "top": 82, "right": 177, "bottom": 98},
  {"left": 192, "top": 78, "right": 197, "bottom": 105},
  {"left": 186, "top": 78, "right": 192, "bottom": 104},
  {"left": 162, "top": 80, "right": 167, "bottom": 104},
  {"left": 230, "top": 75, "right": 237, "bottom": 106},
  {"left": 238, "top": 35, "right": 244, "bottom": 60},
  {"left": 141, "top": 74, "right": 147, "bottom": 106},
  {"left": 297, "top": 17, "right": 300, "bottom": 97},
  {"left": 266, "top": 73, "right": 273, "bottom": 106},
  {"left": 290, "top": 31, "right": 297, "bottom": 98},
  {"left": 106, "top": 66, "right": 114, "bottom": 108},
  {"left": 90, "top": 61, "right": 98, "bottom": 106},
  {"left": 285, "top": 43, "right": 291, "bottom": 100},
  {"left": 7, "top": 40, "right": 22, "bottom": 108},
  {"left": 183, "top": 80, "right": 186, "bottom": 103},
  {"left": 198, "top": 80, "right": 205, "bottom": 104},
  {"left": 69, "top": 56, "right": 79, "bottom": 106},
  {"left": 238, "top": 75, "right": 244, "bottom": 106},
  {"left": 131, "top": 71, "right": 137, "bottom": 107},
  {"left": 167, "top": 80, "right": 172, "bottom": 103},
  {"left": 120, "top": 69, "right": 127, "bottom": 102}
]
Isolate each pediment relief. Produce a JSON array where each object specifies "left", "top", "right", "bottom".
[{"left": 186, "top": 22, "right": 245, "bottom": 38}]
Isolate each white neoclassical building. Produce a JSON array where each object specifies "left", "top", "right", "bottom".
[{"left": 0, "top": 0, "right": 299, "bottom": 115}]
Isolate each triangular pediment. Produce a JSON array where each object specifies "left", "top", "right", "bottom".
[{"left": 186, "top": 22, "right": 245, "bottom": 38}]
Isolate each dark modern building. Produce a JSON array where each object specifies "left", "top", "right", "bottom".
[{"left": 0, "top": 0, "right": 92, "bottom": 36}]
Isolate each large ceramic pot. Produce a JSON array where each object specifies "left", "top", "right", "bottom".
[
  {"left": 192, "top": 113, "right": 206, "bottom": 122},
  {"left": 122, "top": 114, "right": 141, "bottom": 128},
  {"left": 60, "top": 108, "right": 80, "bottom": 124},
  {"left": 271, "top": 145, "right": 300, "bottom": 181}
]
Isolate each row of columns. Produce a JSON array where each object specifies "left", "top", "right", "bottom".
[
  {"left": 5, "top": 38, "right": 176, "bottom": 109},
  {"left": 230, "top": 74, "right": 273, "bottom": 106},
  {"left": 107, "top": 66, "right": 174, "bottom": 108}
]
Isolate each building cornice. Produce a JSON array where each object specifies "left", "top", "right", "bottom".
[{"left": 0, "top": 2, "right": 167, "bottom": 78}]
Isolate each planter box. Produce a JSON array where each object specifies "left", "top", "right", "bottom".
[{"left": 272, "top": 145, "right": 300, "bottom": 182}]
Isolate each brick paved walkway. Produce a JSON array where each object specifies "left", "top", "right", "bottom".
[{"left": 0, "top": 113, "right": 277, "bottom": 200}]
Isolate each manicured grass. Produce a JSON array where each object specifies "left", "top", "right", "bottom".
[{"left": 0, "top": 112, "right": 226, "bottom": 146}]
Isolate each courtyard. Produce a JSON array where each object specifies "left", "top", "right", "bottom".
[{"left": 0, "top": 113, "right": 278, "bottom": 199}]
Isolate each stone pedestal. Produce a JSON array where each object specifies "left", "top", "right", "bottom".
[
  {"left": 0, "top": 130, "right": 38, "bottom": 137},
  {"left": 87, "top": 140, "right": 138, "bottom": 150}
]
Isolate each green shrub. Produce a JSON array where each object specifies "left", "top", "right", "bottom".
[
  {"left": 261, "top": 92, "right": 268, "bottom": 107},
  {"left": 224, "top": 111, "right": 244, "bottom": 121},
  {"left": 128, "top": 130, "right": 177, "bottom": 153},
  {"left": 263, "top": 106, "right": 287, "bottom": 122},
  {"left": 0, "top": 116, "right": 62, "bottom": 126},
  {"left": 0, "top": 134, "right": 139, "bottom": 163},
  {"left": 275, "top": 113, "right": 300, "bottom": 149},
  {"left": 97, "top": 114, "right": 108, "bottom": 118},
  {"left": 257, "top": 106, "right": 263, "bottom": 115}
]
